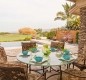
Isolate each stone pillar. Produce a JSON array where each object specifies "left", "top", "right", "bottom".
[{"left": 78, "top": 6, "right": 86, "bottom": 61}]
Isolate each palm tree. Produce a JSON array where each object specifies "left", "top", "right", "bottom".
[
  {"left": 54, "top": 3, "right": 80, "bottom": 30},
  {"left": 69, "top": 16, "right": 80, "bottom": 30},
  {"left": 54, "top": 3, "right": 71, "bottom": 27}
]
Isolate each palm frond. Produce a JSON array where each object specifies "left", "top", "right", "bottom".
[
  {"left": 56, "top": 12, "right": 65, "bottom": 17},
  {"left": 54, "top": 12, "right": 66, "bottom": 21}
]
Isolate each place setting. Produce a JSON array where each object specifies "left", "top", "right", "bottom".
[
  {"left": 56, "top": 49, "right": 76, "bottom": 62},
  {"left": 19, "top": 50, "right": 31, "bottom": 57},
  {"left": 29, "top": 45, "right": 51, "bottom": 65},
  {"left": 30, "top": 55, "right": 49, "bottom": 64},
  {"left": 19, "top": 46, "right": 40, "bottom": 57},
  {"left": 50, "top": 47, "right": 57, "bottom": 52},
  {"left": 29, "top": 47, "right": 39, "bottom": 53},
  {"left": 29, "top": 53, "right": 50, "bottom": 65}
]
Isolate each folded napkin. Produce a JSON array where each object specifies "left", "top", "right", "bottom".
[
  {"left": 30, "top": 57, "right": 48, "bottom": 64},
  {"left": 59, "top": 56, "right": 75, "bottom": 62}
]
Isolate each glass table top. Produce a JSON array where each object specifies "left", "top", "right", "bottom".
[{"left": 17, "top": 49, "right": 77, "bottom": 67}]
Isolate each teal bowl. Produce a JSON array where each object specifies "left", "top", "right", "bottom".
[
  {"left": 63, "top": 54, "right": 71, "bottom": 60},
  {"left": 34, "top": 56, "right": 43, "bottom": 62},
  {"left": 31, "top": 48, "right": 37, "bottom": 53},
  {"left": 50, "top": 47, "right": 56, "bottom": 52},
  {"left": 22, "top": 50, "right": 28, "bottom": 55}
]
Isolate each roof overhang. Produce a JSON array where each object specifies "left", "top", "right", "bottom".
[
  {"left": 69, "top": 4, "right": 86, "bottom": 15},
  {"left": 67, "top": 0, "right": 76, "bottom": 2},
  {"left": 68, "top": 0, "right": 86, "bottom": 15},
  {"left": 69, "top": 4, "right": 80, "bottom": 15}
]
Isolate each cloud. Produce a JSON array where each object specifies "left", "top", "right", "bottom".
[{"left": 0, "top": 0, "right": 67, "bottom": 32}]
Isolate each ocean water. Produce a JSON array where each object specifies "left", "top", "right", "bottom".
[
  {"left": 0, "top": 42, "right": 21, "bottom": 47},
  {"left": 0, "top": 41, "right": 43, "bottom": 48}
]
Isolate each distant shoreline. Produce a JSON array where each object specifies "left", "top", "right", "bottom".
[{"left": 0, "top": 28, "right": 51, "bottom": 33}]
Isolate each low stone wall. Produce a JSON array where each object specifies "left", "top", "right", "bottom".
[{"left": 56, "top": 30, "right": 79, "bottom": 43}]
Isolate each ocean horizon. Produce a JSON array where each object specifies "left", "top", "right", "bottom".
[{"left": 0, "top": 28, "right": 51, "bottom": 33}]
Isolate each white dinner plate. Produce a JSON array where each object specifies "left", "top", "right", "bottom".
[
  {"left": 30, "top": 57, "right": 48, "bottom": 64},
  {"left": 59, "top": 56, "right": 75, "bottom": 61}
]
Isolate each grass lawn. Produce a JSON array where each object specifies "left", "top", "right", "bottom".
[{"left": 0, "top": 33, "right": 31, "bottom": 42}]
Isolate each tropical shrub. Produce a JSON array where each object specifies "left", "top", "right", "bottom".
[
  {"left": 19, "top": 27, "right": 37, "bottom": 36},
  {"left": 35, "top": 28, "right": 42, "bottom": 35},
  {"left": 0, "top": 32, "right": 10, "bottom": 35},
  {"left": 47, "top": 30, "right": 56, "bottom": 39},
  {"left": 42, "top": 31, "right": 48, "bottom": 37},
  {"left": 36, "top": 34, "right": 41, "bottom": 40},
  {"left": 23, "top": 36, "right": 32, "bottom": 41},
  {"left": 54, "top": 3, "right": 80, "bottom": 30}
]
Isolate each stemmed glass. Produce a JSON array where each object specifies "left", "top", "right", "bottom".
[{"left": 42, "top": 45, "right": 51, "bottom": 58}]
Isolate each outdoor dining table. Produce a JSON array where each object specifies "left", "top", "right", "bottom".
[{"left": 17, "top": 48, "right": 77, "bottom": 80}]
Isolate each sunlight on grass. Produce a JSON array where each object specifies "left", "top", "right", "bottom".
[{"left": 0, "top": 33, "right": 31, "bottom": 42}]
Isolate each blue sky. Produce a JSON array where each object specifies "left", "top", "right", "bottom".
[{"left": 0, "top": 0, "right": 69, "bottom": 32}]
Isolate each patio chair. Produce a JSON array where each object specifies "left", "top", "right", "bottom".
[
  {"left": 0, "top": 46, "right": 46, "bottom": 80},
  {"left": 0, "top": 63, "right": 28, "bottom": 80},
  {"left": 61, "top": 68, "right": 86, "bottom": 80},
  {"left": 21, "top": 41, "right": 36, "bottom": 51},
  {"left": 0, "top": 46, "right": 28, "bottom": 80},
  {"left": 50, "top": 41, "right": 65, "bottom": 72},
  {"left": 21, "top": 41, "right": 49, "bottom": 74},
  {"left": 72, "top": 58, "right": 86, "bottom": 71},
  {"left": 51, "top": 41, "right": 64, "bottom": 50},
  {"left": 72, "top": 44, "right": 86, "bottom": 71},
  {"left": 21, "top": 41, "right": 39, "bottom": 72},
  {"left": 0, "top": 63, "right": 46, "bottom": 80}
]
